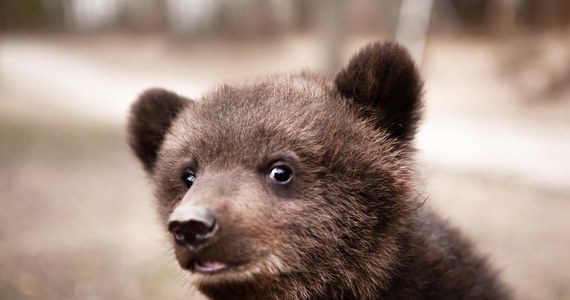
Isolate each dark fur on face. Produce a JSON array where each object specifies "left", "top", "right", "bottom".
[{"left": 127, "top": 41, "right": 511, "bottom": 299}]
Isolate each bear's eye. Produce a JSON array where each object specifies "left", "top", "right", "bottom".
[
  {"left": 181, "top": 170, "right": 196, "bottom": 189},
  {"left": 268, "top": 166, "right": 293, "bottom": 184}
]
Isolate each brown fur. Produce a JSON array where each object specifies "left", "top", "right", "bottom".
[{"left": 127, "top": 41, "right": 511, "bottom": 299}]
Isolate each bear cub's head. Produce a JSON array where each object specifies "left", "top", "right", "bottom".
[{"left": 128, "top": 41, "right": 422, "bottom": 299}]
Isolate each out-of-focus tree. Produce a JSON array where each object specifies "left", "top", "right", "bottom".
[
  {"left": 1, "top": 0, "right": 569, "bottom": 38},
  {"left": 0, "top": 0, "right": 64, "bottom": 31},
  {"left": 63, "top": 0, "right": 119, "bottom": 32},
  {"left": 118, "top": 0, "right": 166, "bottom": 32}
]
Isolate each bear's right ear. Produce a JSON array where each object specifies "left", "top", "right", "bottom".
[{"left": 127, "top": 88, "right": 192, "bottom": 173}]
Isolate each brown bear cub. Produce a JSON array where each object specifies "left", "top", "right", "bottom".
[{"left": 128, "top": 41, "right": 511, "bottom": 299}]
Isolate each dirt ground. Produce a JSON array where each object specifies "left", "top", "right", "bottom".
[{"left": 0, "top": 33, "right": 569, "bottom": 300}]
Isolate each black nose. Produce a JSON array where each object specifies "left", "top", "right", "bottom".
[{"left": 168, "top": 206, "right": 217, "bottom": 249}]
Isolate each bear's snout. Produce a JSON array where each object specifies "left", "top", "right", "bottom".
[{"left": 168, "top": 205, "right": 217, "bottom": 250}]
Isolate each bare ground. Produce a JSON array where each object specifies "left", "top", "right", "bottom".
[{"left": 0, "top": 33, "right": 569, "bottom": 299}]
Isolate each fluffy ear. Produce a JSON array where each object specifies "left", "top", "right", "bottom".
[
  {"left": 127, "top": 88, "right": 192, "bottom": 173},
  {"left": 334, "top": 41, "right": 423, "bottom": 141}
]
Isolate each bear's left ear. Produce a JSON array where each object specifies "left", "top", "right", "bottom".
[
  {"left": 127, "top": 88, "right": 192, "bottom": 173},
  {"left": 334, "top": 41, "right": 423, "bottom": 141}
]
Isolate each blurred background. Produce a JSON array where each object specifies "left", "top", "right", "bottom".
[{"left": 1, "top": 0, "right": 569, "bottom": 299}]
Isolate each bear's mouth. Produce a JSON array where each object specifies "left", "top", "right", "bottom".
[
  {"left": 190, "top": 259, "right": 232, "bottom": 274},
  {"left": 175, "top": 244, "right": 254, "bottom": 275},
  {"left": 176, "top": 246, "right": 283, "bottom": 278}
]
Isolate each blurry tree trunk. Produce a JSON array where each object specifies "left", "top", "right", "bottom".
[
  {"left": 165, "top": 0, "right": 219, "bottom": 38},
  {"left": 119, "top": 0, "right": 167, "bottom": 32},
  {"left": 379, "top": 0, "right": 403, "bottom": 39},
  {"left": 395, "top": 0, "right": 434, "bottom": 66},
  {"left": 487, "top": 0, "right": 519, "bottom": 37},
  {"left": 63, "top": 0, "right": 119, "bottom": 32},
  {"left": 0, "top": 0, "right": 45, "bottom": 30},
  {"left": 322, "top": 0, "right": 345, "bottom": 75}
]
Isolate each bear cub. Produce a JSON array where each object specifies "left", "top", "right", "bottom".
[{"left": 128, "top": 41, "right": 511, "bottom": 299}]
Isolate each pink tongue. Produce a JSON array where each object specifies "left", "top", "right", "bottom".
[{"left": 196, "top": 260, "right": 228, "bottom": 272}]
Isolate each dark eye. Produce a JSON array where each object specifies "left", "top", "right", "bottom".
[
  {"left": 182, "top": 171, "right": 196, "bottom": 189},
  {"left": 268, "top": 166, "right": 293, "bottom": 184}
]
